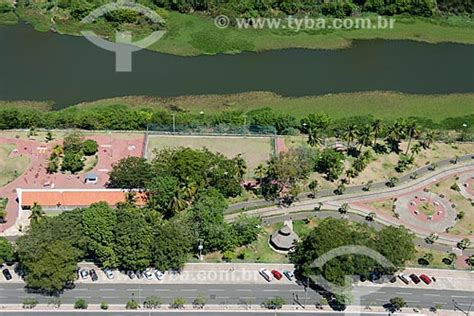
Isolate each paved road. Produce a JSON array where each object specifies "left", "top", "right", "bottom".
[
  {"left": 0, "top": 312, "right": 389, "bottom": 316},
  {"left": 0, "top": 283, "right": 472, "bottom": 310}
]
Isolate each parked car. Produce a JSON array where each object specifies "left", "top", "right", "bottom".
[
  {"left": 389, "top": 276, "right": 397, "bottom": 283},
  {"left": 155, "top": 270, "right": 164, "bottom": 280},
  {"left": 283, "top": 270, "right": 294, "bottom": 281},
  {"left": 2, "top": 269, "right": 12, "bottom": 281},
  {"left": 259, "top": 268, "right": 273, "bottom": 282},
  {"left": 127, "top": 271, "right": 136, "bottom": 279},
  {"left": 398, "top": 273, "right": 409, "bottom": 285},
  {"left": 419, "top": 274, "right": 431, "bottom": 284},
  {"left": 104, "top": 269, "right": 114, "bottom": 279},
  {"left": 409, "top": 273, "right": 421, "bottom": 284},
  {"left": 136, "top": 271, "right": 143, "bottom": 279},
  {"left": 79, "top": 269, "right": 89, "bottom": 280},
  {"left": 143, "top": 269, "right": 154, "bottom": 280},
  {"left": 271, "top": 269, "right": 282, "bottom": 280},
  {"left": 89, "top": 269, "right": 98, "bottom": 282}
]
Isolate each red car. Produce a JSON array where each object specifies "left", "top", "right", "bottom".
[
  {"left": 419, "top": 274, "right": 432, "bottom": 284},
  {"left": 271, "top": 270, "right": 282, "bottom": 280}
]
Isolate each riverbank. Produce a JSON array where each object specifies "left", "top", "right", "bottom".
[
  {"left": 10, "top": 8, "right": 474, "bottom": 56},
  {"left": 74, "top": 91, "right": 474, "bottom": 122}
]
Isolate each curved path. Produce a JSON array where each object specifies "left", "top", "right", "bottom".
[{"left": 226, "top": 159, "right": 474, "bottom": 247}]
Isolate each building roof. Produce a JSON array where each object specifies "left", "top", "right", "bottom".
[
  {"left": 19, "top": 189, "right": 146, "bottom": 208},
  {"left": 269, "top": 225, "right": 299, "bottom": 251}
]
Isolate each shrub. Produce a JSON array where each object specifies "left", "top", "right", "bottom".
[
  {"left": 74, "top": 298, "right": 88, "bottom": 309},
  {"left": 22, "top": 298, "right": 38, "bottom": 309},
  {"left": 100, "top": 301, "right": 108, "bottom": 310},
  {"left": 192, "top": 295, "right": 208, "bottom": 309},
  {"left": 170, "top": 297, "right": 186, "bottom": 309},
  {"left": 143, "top": 296, "right": 161, "bottom": 309},
  {"left": 262, "top": 297, "right": 285, "bottom": 310},
  {"left": 82, "top": 139, "right": 98, "bottom": 156},
  {"left": 126, "top": 299, "right": 139, "bottom": 310}
]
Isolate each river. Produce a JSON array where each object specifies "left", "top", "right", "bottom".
[{"left": 0, "top": 23, "right": 473, "bottom": 107}]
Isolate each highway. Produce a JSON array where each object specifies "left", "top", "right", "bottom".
[
  {"left": 0, "top": 312, "right": 388, "bottom": 316},
  {"left": 0, "top": 283, "right": 472, "bottom": 310}
]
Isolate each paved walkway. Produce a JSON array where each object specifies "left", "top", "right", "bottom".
[{"left": 227, "top": 161, "right": 474, "bottom": 246}]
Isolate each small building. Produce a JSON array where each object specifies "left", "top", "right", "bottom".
[
  {"left": 17, "top": 189, "right": 146, "bottom": 212},
  {"left": 269, "top": 225, "right": 299, "bottom": 253},
  {"left": 84, "top": 172, "right": 98, "bottom": 184}
]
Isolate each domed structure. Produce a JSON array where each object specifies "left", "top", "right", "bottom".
[{"left": 269, "top": 225, "right": 299, "bottom": 253}]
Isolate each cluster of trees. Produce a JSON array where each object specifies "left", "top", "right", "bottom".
[
  {"left": 16, "top": 147, "right": 261, "bottom": 292},
  {"left": 47, "top": 133, "right": 98, "bottom": 173},
  {"left": 0, "top": 106, "right": 472, "bottom": 138},
  {"left": 290, "top": 218, "right": 416, "bottom": 286},
  {"left": 155, "top": 0, "right": 447, "bottom": 17}
]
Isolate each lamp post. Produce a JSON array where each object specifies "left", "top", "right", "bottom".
[
  {"left": 172, "top": 114, "right": 176, "bottom": 134},
  {"left": 198, "top": 240, "right": 203, "bottom": 261}
]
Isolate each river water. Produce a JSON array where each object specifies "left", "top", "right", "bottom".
[{"left": 0, "top": 23, "right": 473, "bottom": 107}]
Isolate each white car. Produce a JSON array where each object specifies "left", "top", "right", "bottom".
[
  {"left": 259, "top": 268, "right": 273, "bottom": 282},
  {"left": 104, "top": 269, "right": 114, "bottom": 279},
  {"left": 79, "top": 269, "right": 89, "bottom": 280},
  {"left": 143, "top": 269, "right": 154, "bottom": 280},
  {"left": 155, "top": 270, "right": 164, "bottom": 280}
]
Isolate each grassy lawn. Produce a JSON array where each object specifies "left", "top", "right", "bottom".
[
  {"left": 82, "top": 155, "right": 98, "bottom": 173},
  {"left": 0, "top": 144, "right": 30, "bottom": 187},
  {"left": 77, "top": 91, "right": 474, "bottom": 122},
  {"left": 293, "top": 218, "right": 317, "bottom": 239},
  {"left": 147, "top": 135, "right": 272, "bottom": 178},
  {"left": 203, "top": 222, "right": 288, "bottom": 263},
  {"left": 366, "top": 200, "right": 395, "bottom": 216},
  {"left": 428, "top": 178, "right": 474, "bottom": 236},
  {"left": 14, "top": 9, "right": 474, "bottom": 56},
  {"left": 409, "top": 247, "right": 464, "bottom": 270}
]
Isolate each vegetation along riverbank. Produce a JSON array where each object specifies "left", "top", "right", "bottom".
[
  {"left": 1, "top": 91, "right": 473, "bottom": 136},
  {"left": 0, "top": 0, "right": 472, "bottom": 56}
]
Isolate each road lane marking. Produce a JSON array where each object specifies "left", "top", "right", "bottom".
[
  {"left": 263, "top": 289, "right": 280, "bottom": 292},
  {"left": 209, "top": 289, "right": 225, "bottom": 292},
  {"left": 103, "top": 296, "right": 118, "bottom": 299},
  {"left": 99, "top": 289, "right": 115, "bottom": 291},
  {"left": 236, "top": 289, "right": 252, "bottom": 292},
  {"left": 181, "top": 289, "right": 197, "bottom": 292},
  {"left": 452, "top": 295, "right": 470, "bottom": 298},
  {"left": 424, "top": 294, "right": 440, "bottom": 297},
  {"left": 396, "top": 292, "right": 412, "bottom": 295},
  {"left": 406, "top": 300, "right": 420, "bottom": 303},
  {"left": 154, "top": 289, "right": 170, "bottom": 292}
]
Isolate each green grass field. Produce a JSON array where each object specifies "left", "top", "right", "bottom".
[
  {"left": 0, "top": 144, "right": 30, "bottom": 187},
  {"left": 147, "top": 135, "right": 273, "bottom": 178},
  {"left": 78, "top": 91, "right": 474, "bottom": 122},
  {"left": 15, "top": 8, "right": 474, "bottom": 56}
]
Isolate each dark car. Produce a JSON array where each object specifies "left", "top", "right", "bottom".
[
  {"left": 409, "top": 273, "right": 421, "bottom": 284},
  {"left": 2, "top": 269, "right": 12, "bottom": 281},
  {"left": 89, "top": 269, "right": 98, "bottom": 282},
  {"left": 398, "top": 273, "right": 410, "bottom": 285}
]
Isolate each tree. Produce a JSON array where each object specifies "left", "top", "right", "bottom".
[
  {"left": 405, "top": 121, "right": 421, "bottom": 155},
  {"left": 61, "top": 151, "right": 84, "bottom": 173},
  {"left": 254, "top": 164, "right": 266, "bottom": 184},
  {"left": 371, "top": 119, "right": 383, "bottom": 147},
  {"left": 389, "top": 297, "right": 407, "bottom": 312},
  {"left": 386, "top": 177, "right": 399, "bottom": 188},
  {"left": 20, "top": 240, "right": 78, "bottom": 292},
  {"left": 82, "top": 202, "right": 118, "bottom": 268},
  {"left": 232, "top": 215, "right": 262, "bottom": 246},
  {"left": 308, "top": 180, "right": 319, "bottom": 198},
  {"left": 385, "top": 121, "right": 405, "bottom": 153},
  {"left": 82, "top": 139, "right": 98, "bottom": 156},
  {"left": 307, "top": 127, "right": 322, "bottom": 147},
  {"left": 376, "top": 226, "right": 415, "bottom": 274},
  {"left": 469, "top": 255, "right": 474, "bottom": 271},
  {"left": 170, "top": 297, "right": 186, "bottom": 309},
  {"left": 45, "top": 131, "right": 54, "bottom": 142},
  {"left": 457, "top": 238, "right": 471, "bottom": 250},
  {"left": 262, "top": 297, "right": 285, "bottom": 310},
  {"left": 29, "top": 202, "right": 45, "bottom": 226},
  {"left": 410, "top": 142, "right": 422, "bottom": 159},
  {"left": 366, "top": 212, "right": 376, "bottom": 222},
  {"left": 192, "top": 295, "right": 208, "bottom": 309},
  {"left": 0, "top": 237, "right": 14, "bottom": 265},
  {"left": 63, "top": 132, "right": 83, "bottom": 153},
  {"left": 108, "top": 157, "right": 153, "bottom": 189},
  {"left": 448, "top": 252, "right": 457, "bottom": 269},
  {"left": 315, "top": 148, "right": 345, "bottom": 181},
  {"left": 190, "top": 189, "right": 236, "bottom": 252},
  {"left": 143, "top": 296, "right": 161, "bottom": 309},
  {"left": 126, "top": 299, "right": 139, "bottom": 309},
  {"left": 234, "top": 154, "right": 247, "bottom": 179},
  {"left": 357, "top": 124, "right": 373, "bottom": 150},
  {"left": 339, "top": 203, "right": 349, "bottom": 214},
  {"left": 151, "top": 218, "right": 192, "bottom": 271},
  {"left": 335, "top": 181, "right": 346, "bottom": 195},
  {"left": 114, "top": 206, "right": 152, "bottom": 270},
  {"left": 74, "top": 299, "right": 88, "bottom": 309},
  {"left": 345, "top": 168, "right": 358, "bottom": 184},
  {"left": 342, "top": 124, "right": 358, "bottom": 148}
]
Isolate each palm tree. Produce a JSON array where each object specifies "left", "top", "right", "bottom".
[
  {"left": 469, "top": 255, "right": 474, "bottom": 271},
  {"left": 254, "top": 164, "right": 266, "bottom": 184},
  {"left": 371, "top": 119, "right": 383, "bottom": 147},
  {"left": 168, "top": 195, "right": 187, "bottom": 216},
  {"left": 410, "top": 142, "right": 422, "bottom": 159},
  {"left": 448, "top": 252, "right": 457, "bottom": 269},
  {"left": 29, "top": 202, "right": 45, "bottom": 226},
  {"left": 422, "top": 130, "right": 436, "bottom": 149},
  {"left": 234, "top": 154, "right": 247, "bottom": 180},
  {"left": 339, "top": 203, "right": 349, "bottom": 214},
  {"left": 342, "top": 124, "right": 358, "bottom": 149},
  {"left": 307, "top": 128, "right": 322, "bottom": 148},
  {"left": 308, "top": 180, "right": 319, "bottom": 198},
  {"left": 457, "top": 238, "right": 471, "bottom": 250},
  {"left": 366, "top": 212, "right": 376, "bottom": 222},
  {"left": 405, "top": 121, "right": 421, "bottom": 155},
  {"left": 345, "top": 168, "right": 358, "bottom": 184},
  {"left": 357, "top": 124, "right": 373, "bottom": 150},
  {"left": 386, "top": 121, "right": 405, "bottom": 152}
]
